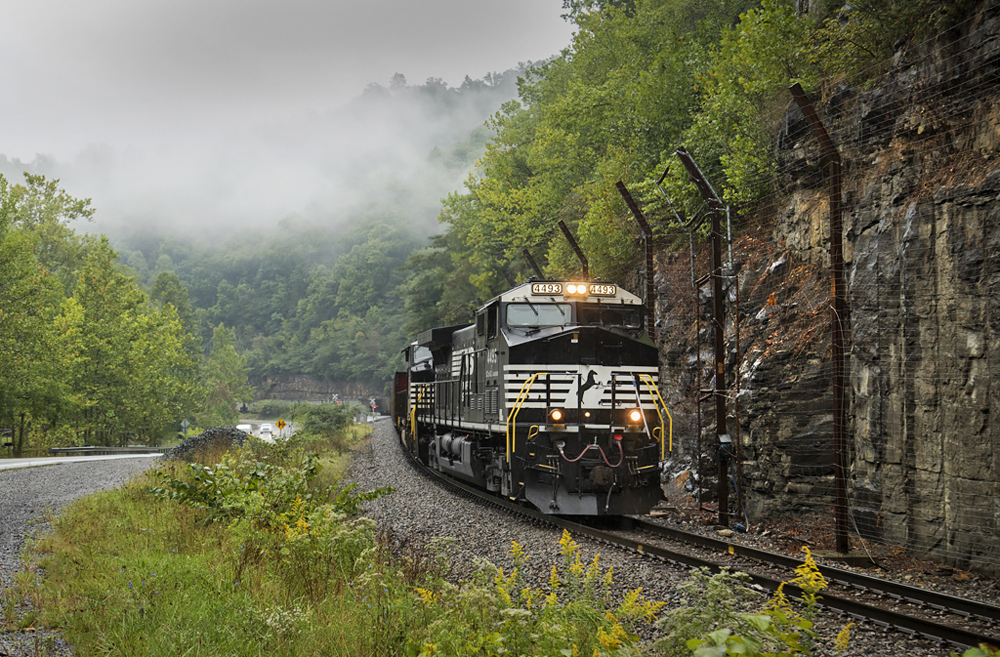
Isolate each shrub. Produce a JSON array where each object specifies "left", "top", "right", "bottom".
[
  {"left": 955, "top": 647, "right": 1000, "bottom": 657},
  {"left": 652, "top": 567, "right": 767, "bottom": 656},
  {"left": 250, "top": 399, "right": 298, "bottom": 419},
  {"left": 299, "top": 403, "right": 354, "bottom": 436},
  {"left": 659, "top": 548, "right": 853, "bottom": 657},
  {"left": 296, "top": 403, "right": 358, "bottom": 453},
  {"left": 148, "top": 443, "right": 392, "bottom": 607},
  {"left": 150, "top": 449, "right": 389, "bottom": 526}
]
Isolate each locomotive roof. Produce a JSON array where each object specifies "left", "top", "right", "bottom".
[
  {"left": 412, "top": 282, "right": 644, "bottom": 350},
  {"left": 487, "top": 280, "right": 643, "bottom": 307},
  {"left": 415, "top": 324, "right": 467, "bottom": 349}
]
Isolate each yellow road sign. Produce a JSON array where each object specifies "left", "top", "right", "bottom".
[{"left": 275, "top": 419, "right": 287, "bottom": 430}]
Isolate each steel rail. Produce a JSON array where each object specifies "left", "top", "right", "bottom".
[
  {"left": 632, "top": 518, "right": 1000, "bottom": 625},
  {"left": 399, "top": 438, "right": 1000, "bottom": 650}
]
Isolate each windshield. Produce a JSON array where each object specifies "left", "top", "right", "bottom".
[
  {"left": 506, "top": 303, "right": 572, "bottom": 327},
  {"left": 577, "top": 304, "right": 642, "bottom": 329}
]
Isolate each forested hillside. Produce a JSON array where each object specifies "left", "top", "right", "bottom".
[
  {"left": 419, "top": 0, "right": 977, "bottom": 321},
  {"left": 107, "top": 71, "right": 529, "bottom": 390},
  {"left": 126, "top": 0, "right": 976, "bottom": 391},
  {"left": 1, "top": 0, "right": 978, "bottom": 452}
]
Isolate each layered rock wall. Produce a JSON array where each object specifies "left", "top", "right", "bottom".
[
  {"left": 743, "top": 5, "right": 999, "bottom": 571},
  {"left": 850, "top": 174, "right": 1000, "bottom": 570},
  {"left": 655, "top": 4, "right": 1000, "bottom": 573}
]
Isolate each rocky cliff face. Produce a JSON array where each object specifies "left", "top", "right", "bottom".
[
  {"left": 832, "top": 7, "right": 999, "bottom": 573},
  {"left": 655, "top": 231, "right": 834, "bottom": 523},
  {"left": 655, "top": 5, "right": 1000, "bottom": 573},
  {"left": 849, "top": 169, "right": 1000, "bottom": 569}
]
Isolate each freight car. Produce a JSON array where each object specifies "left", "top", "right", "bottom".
[{"left": 390, "top": 279, "right": 671, "bottom": 516}]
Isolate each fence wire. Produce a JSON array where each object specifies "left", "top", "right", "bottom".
[{"left": 657, "top": 8, "right": 1000, "bottom": 575}]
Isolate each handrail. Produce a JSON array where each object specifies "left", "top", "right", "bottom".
[
  {"left": 506, "top": 373, "right": 545, "bottom": 463},
  {"left": 48, "top": 446, "right": 170, "bottom": 455},
  {"left": 631, "top": 374, "right": 652, "bottom": 440},
  {"left": 638, "top": 373, "right": 672, "bottom": 458}
]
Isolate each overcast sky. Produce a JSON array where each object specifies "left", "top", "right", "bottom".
[
  {"left": 0, "top": 0, "right": 574, "bottom": 159},
  {"left": 0, "top": 1, "right": 575, "bottom": 237}
]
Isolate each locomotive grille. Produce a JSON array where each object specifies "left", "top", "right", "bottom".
[{"left": 503, "top": 365, "right": 659, "bottom": 410}]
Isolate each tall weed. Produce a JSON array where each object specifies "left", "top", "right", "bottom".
[
  {"left": 405, "top": 529, "right": 665, "bottom": 657},
  {"left": 656, "top": 548, "right": 852, "bottom": 657}
]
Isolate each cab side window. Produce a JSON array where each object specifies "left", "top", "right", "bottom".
[{"left": 488, "top": 304, "right": 498, "bottom": 338}]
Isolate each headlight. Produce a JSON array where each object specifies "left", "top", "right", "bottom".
[
  {"left": 565, "top": 283, "right": 588, "bottom": 296},
  {"left": 549, "top": 408, "right": 564, "bottom": 423},
  {"left": 628, "top": 409, "right": 643, "bottom": 423}
]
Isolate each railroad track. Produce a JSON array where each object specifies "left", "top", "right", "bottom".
[{"left": 404, "top": 447, "right": 1000, "bottom": 652}]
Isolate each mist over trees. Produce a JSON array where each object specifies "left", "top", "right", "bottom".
[
  {"left": 0, "top": 66, "right": 531, "bottom": 243},
  {"left": 106, "top": 71, "right": 531, "bottom": 393}
]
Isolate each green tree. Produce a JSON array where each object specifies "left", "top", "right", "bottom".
[
  {"left": 0, "top": 175, "right": 92, "bottom": 453},
  {"left": 0, "top": 226, "right": 71, "bottom": 454},
  {"left": 813, "top": 0, "right": 980, "bottom": 81},
  {"left": 67, "top": 239, "right": 198, "bottom": 445},
  {"left": 198, "top": 324, "right": 254, "bottom": 427},
  {"left": 0, "top": 173, "right": 96, "bottom": 291},
  {"left": 414, "top": 0, "right": 764, "bottom": 312},
  {"left": 150, "top": 271, "right": 199, "bottom": 357}
]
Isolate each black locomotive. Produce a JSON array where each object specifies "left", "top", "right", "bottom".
[{"left": 390, "top": 279, "right": 671, "bottom": 516}]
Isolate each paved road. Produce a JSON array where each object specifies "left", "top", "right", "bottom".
[{"left": 0, "top": 452, "right": 162, "bottom": 471}]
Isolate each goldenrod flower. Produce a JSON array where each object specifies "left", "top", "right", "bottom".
[{"left": 836, "top": 622, "right": 855, "bottom": 651}]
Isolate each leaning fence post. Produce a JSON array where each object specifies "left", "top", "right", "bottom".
[
  {"left": 557, "top": 220, "right": 589, "bottom": 280},
  {"left": 789, "top": 82, "right": 850, "bottom": 555},
  {"left": 615, "top": 181, "right": 657, "bottom": 341}
]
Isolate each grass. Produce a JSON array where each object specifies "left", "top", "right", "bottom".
[
  {"left": 22, "top": 484, "right": 419, "bottom": 655},
  {"left": 2, "top": 419, "right": 891, "bottom": 657},
  {"left": 7, "top": 424, "right": 393, "bottom": 657}
]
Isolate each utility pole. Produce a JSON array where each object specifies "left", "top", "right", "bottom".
[
  {"left": 790, "top": 83, "right": 849, "bottom": 554},
  {"left": 675, "top": 147, "right": 731, "bottom": 528}
]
